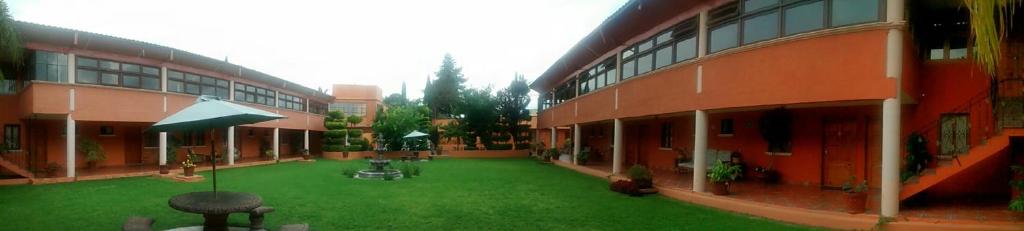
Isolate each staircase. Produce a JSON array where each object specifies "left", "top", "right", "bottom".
[
  {"left": 900, "top": 128, "right": 1024, "bottom": 200},
  {"left": 0, "top": 155, "right": 34, "bottom": 179}
]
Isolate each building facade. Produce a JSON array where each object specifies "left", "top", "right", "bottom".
[
  {"left": 0, "top": 22, "right": 332, "bottom": 179},
  {"left": 532, "top": 0, "right": 1022, "bottom": 220},
  {"left": 329, "top": 84, "right": 383, "bottom": 141}
]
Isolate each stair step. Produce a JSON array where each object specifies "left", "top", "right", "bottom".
[
  {"left": 905, "top": 176, "right": 920, "bottom": 184},
  {"left": 921, "top": 169, "right": 936, "bottom": 176}
]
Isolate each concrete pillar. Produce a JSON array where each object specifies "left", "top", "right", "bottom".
[
  {"left": 612, "top": 119, "right": 623, "bottom": 174},
  {"left": 159, "top": 132, "right": 167, "bottom": 166},
  {"left": 228, "top": 126, "right": 235, "bottom": 165},
  {"left": 549, "top": 127, "right": 556, "bottom": 149},
  {"left": 693, "top": 110, "right": 708, "bottom": 192},
  {"left": 303, "top": 129, "right": 309, "bottom": 151},
  {"left": 65, "top": 115, "right": 75, "bottom": 177},
  {"left": 697, "top": 10, "right": 708, "bottom": 58},
  {"left": 67, "top": 53, "right": 76, "bottom": 83},
  {"left": 572, "top": 124, "right": 581, "bottom": 165},
  {"left": 273, "top": 128, "right": 280, "bottom": 160},
  {"left": 881, "top": 98, "right": 901, "bottom": 217},
  {"left": 160, "top": 66, "right": 167, "bottom": 92}
]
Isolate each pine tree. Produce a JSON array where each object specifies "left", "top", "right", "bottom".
[
  {"left": 424, "top": 54, "right": 466, "bottom": 118},
  {"left": 496, "top": 74, "right": 532, "bottom": 149}
]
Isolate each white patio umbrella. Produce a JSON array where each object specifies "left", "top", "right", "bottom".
[
  {"left": 149, "top": 95, "right": 285, "bottom": 193},
  {"left": 403, "top": 131, "right": 428, "bottom": 138}
]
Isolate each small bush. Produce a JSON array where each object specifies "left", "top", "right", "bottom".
[
  {"left": 324, "top": 122, "right": 347, "bottom": 130},
  {"left": 345, "top": 145, "right": 363, "bottom": 152},
  {"left": 342, "top": 169, "right": 356, "bottom": 177},
  {"left": 324, "top": 130, "right": 346, "bottom": 138},
  {"left": 324, "top": 145, "right": 344, "bottom": 152},
  {"left": 347, "top": 129, "right": 362, "bottom": 137},
  {"left": 400, "top": 164, "right": 413, "bottom": 178},
  {"left": 412, "top": 165, "right": 421, "bottom": 176},
  {"left": 610, "top": 180, "right": 640, "bottom": 196},
  {"left": 627, "top": 165, "right": 653, "bottom": 189}
]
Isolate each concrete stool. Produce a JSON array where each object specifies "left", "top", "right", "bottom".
[
  {"left": 248, "top": 206, "right": 275, "bottom": 231},
  {"left": 280, "top": 223, "right": 310, "bottom": 231},
  {"left": 122, "top": 216, "right": 154, "bottom": 231}
]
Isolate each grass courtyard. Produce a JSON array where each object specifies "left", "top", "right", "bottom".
[{"left": 0, "top": 158, "right": 815, "bottom": 230}]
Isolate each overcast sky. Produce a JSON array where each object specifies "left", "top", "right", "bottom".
[{"left": 7, "top": 0, "right": 626, "bottom": 106}]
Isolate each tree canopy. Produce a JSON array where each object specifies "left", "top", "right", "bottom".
[
  {"left": 495, "top": 74, "right": 532, "bottom": 147},
  {"left": 0, "top": 0, "right": 23, "bottom": 80},
  {"left": 372, "top": 104, "right": 431, "bottom": 151},
  {"left": 424, "top": 54, "right": 466, "bottom": 118}
]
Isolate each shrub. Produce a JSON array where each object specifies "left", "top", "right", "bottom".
[
  {"left": 324, "top": 130, "right": 346, "bottom": 138},
  {"left": 708, "top": 162, "right": 742, "bottom": 183},
  {"left": 345, "top": 145, "right": 363, "bottom": 152},
  {"left": 347, "top": 129, "right": 362, "bottom": 137},
  {"left": 610, "top": 180, "right": 640, "bottom": 196},
  {"left": 342, "top": 169, "right": 356, "bottom": 177},
  {"left": 400, "top": 164, "right": 413, "bottom": 178},
  {"left": 324, "top": 145, "right": 344, "bottom": 152},
  {"left": 487, "top": 144, "right": 513, "bottom": 150},
  {"left": 627, "top": 165, "right": 653, "bottom": 189},
  {"left": 412, "top": 165, "right": 421, "bottom": 176},
  {"left": 544, "top": 148, "right": 559, "bottom": 159}
]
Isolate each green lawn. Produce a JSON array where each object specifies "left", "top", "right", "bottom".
[{"left": 0, "top": 158, "right": 815, "bottom": 230}]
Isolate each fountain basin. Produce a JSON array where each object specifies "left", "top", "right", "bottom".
[{"left": 353, "top": 169, "right": 403, "bottom": 180}]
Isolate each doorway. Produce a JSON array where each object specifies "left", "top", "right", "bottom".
[{"left": 822, "top": 117, "right": 866, "bottom": 188}]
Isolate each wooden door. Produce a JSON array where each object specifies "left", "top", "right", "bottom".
[
  {"left": 822, "top": 118, "right": 863, "bottom": 188},
  {"left": 124, "top": 126, "right": 142, "bottom": 166}
]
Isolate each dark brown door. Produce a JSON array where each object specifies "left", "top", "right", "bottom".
[
  {"left": 822, "top": 118, "right": 863, "bottom": 188},
  {"left": 124, "top": 126, "right": 142, "bottom": 166}
]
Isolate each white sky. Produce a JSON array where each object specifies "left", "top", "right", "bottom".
[{"left": 7, "top": 0, "right": 626, "bottom": 107}]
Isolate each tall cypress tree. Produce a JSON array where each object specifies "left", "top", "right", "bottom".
[
  {"left": 496, "top": 74, "right": 532, "bottom": 148},
  {"left": 424, "top": 54, "right": 466, "bottom": 118}
]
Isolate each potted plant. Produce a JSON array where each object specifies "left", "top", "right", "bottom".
[
  {"left": 44, "top": 162, "right": 61, "bottom": 178},
  {"left": 543, "top": 148, "right": 558, "bottom": 163},
  {"left": 301, "top": 149, "right": 311, "bottom": 160},
  {"left": 707, "top": 161, "right": 742, "bottom": 195},
  {"left": 78, "top": 138, "right": 106, "bottom": 169},
  {"left": 181, "top": 155, "right": 197, "bottom": 177},
  {"left": 627, "top": 165, "right": 653, "bottom": 189},
  {"left": 842, "top": 176, "right": 869, "bottom": 214},
  {"left": 1010, "top": 165, "right": 1024, "bottom": 213},
  {"left": 576, "top": 149, "right": 590, "bottom": 165},
  {"left": 262, "top": 149, "right": 274, "bottom": 160}
]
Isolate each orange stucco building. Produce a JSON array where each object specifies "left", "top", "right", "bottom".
[
  {"left": 0, "top": 22, "right": 332, "bottom": 179},
  {"left": 532, "top": 0, "right": 1023, "bottom": 223},
  {"left": 329, "top": 84, "right": 382, "bottom": 141}
]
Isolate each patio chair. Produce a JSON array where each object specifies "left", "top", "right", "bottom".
[
  {"left": 249, "top": 206, "right": 275, "bottom": 231},
  {"left": 121, "top": 216, "right": 154, "bottom": 231},
  {"left": 280, "top": 223, "right": 310, "bottom": 231}
]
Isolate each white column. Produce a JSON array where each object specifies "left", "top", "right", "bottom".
[
  {"left": 881, "top": 0, "right": 904, "bottom": 218},
  {"left": 572, "top": 124, "right": 581, "bottom": 165},
  {"left": 693, "top": 110, "right": 708, "bottom": 192},
  {"left": 697, "top": 10, "right": 708, "bottom": 58},
  {"left": 881, "top": 98, "right": 901, "bottom": 217},
  {"left": 549, "top": 127, "right": 556, "bottom": 149},
  {"left": 160, "top": 67, "right": 168, "bottom": 92},
  {"left": 273, "top": 128, "right": 280, "bottom": 160},
  {"left": 227, "top": 126, "right": 235, "bottom": 165},
  {"left": 67, "top": 54, "right": 76, "bottom": 84},
  {"left": 303, "top": 129, "right": 309, "bottom": 151},
  {"left": 65, "top": 115, "right": 76, "bottom": 177},
  {"left": 612, "top": 119, "right": 623, "bottom": 174},
  {"left": 159, "top": 132, "right": 167, "bottom": 167}
]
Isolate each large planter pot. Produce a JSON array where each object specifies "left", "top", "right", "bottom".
[
  {"left": 183, "top": 167, "right": 195, "bottom": 177},
  {"left": 845, "top": 192, "right": 868, "bottom": 214},
  {"left": 159, "top": 165, "right": 170, "bottom": 174},
  {"left": 709, "top": 181, "right": 730, "bottom": 195}
]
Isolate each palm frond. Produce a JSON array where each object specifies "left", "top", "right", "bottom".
[{"left": 965, "top": 0, "right": 1022, "bottom": 76}]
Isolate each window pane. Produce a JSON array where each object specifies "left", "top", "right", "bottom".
[
  {"left": 201, "top": 77, "right": 217, "bottom": 85},
  {"left": 247, "top": 94, "right": 255, "bottom": 102},
  {"left": 185, "top": 74, "right": 200, "bottom": 83},
  {"left": 655, "top": 31, "right": 673, "bottom": 44},
  {"left": 622, "top": 48, "right": 635, "bottom": 58},
  {"left": 185, "top": 83, "right": 200, "bottom": 94},
  {"left": 77, "top": 58, "right": 98, "bottom": 67},
  {"left": 929, "top": 49, "right": 945, "bottom": 60},
  {"left": 77, "top": 70, "right": 98, "bottom": 84},
  {"left": 675, "top": 37, "right": 697, "bottom": 61},
  {"left": 637, "top": 40, "right": 654, "bottom": 52},
  {"left": 217, "top": 80, "right": 229, "bottom": 88},
  {"left": 784, "top": 1, "right": 825, "bottom": 35},
  {"left": 637, "top": 54, "right": 652, "bottom": 74},
  {"left": 742, "top": 12, "right": 779, "bottom": 44},
  {"left": 607, "top": 67, "right": 617, "bottom": 84},
  {"left": 100, "top": 61, "right": 119, "bottom": 71},
  {"left": 141, "top": 77, "right": 160, "bottom": 90},
  {"left": 142, "top": 67, "right": 159, "bottom": 75},
  {"left": 596, "top": 73, "right": 606, "bottom": 88},
  {"left": 709, "top": 23, "right": 738, "bottom": 53},
  {"left": 622, "top": 60, "right": 635, "bottom": 79},
  {"left": 216, "top": 88, "right": 229, "bottom": 98},
  {"left": 122, "top": 64, "right": 141, "bottom": 73},
  {"left": 256, "top": 96, "right": 265, "bottom": 104},
  {"left": 831, "top": 0, "right": 879, "bottom": 27},
  {"left": 101, "top": 73, "right": 119, "bottom": 85},
  {"left": 123, "top": 75, "right": 140, "bottom": 88},
  {"left": 201, "top": 85, "right": 215, "bottom": 95},
  {"left": 744, "top": 0, "right": 777, "bottom": 13},
  {"left": 949, "top": 48, "right": 967, "bottom": 59},
  {"left": 655, "top": 46, "right": 673, "bottom": 68},
  {"left": 168, "top": 80, "right": 184, "bottom": 92},
  {"left": 168, "top": 71, "right": 183, "bottom": 80}
]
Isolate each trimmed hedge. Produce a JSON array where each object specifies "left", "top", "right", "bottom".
[
  {"left": 345, "top": 145, "right": 363, "bottom": 152},
  {"left": 325, "top": 130, "right": 346, "bottom": 138},
  {"left": 487, "top": 144, "right": 513, "bottom": 150},
  {"left": 514, "top": 143, "right": 530, "bottom": 150},
  {"left": 347, "top": 129, "right": 362, "bottom": 137},
  {"left": 324, "top": 145, "right": 344, "bottom": 152},
  {"left": 325, "top": 122, "right": 347, "bottom": 130}
]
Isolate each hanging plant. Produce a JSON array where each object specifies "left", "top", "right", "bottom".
[{"left": 759, "top": 108, "right": 792, "bottom": 153}]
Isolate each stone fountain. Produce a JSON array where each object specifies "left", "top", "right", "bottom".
[{"left": 354, "top": 136, "right": 403, "bottom": 180}]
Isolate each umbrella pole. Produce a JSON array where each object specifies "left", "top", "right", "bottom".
[{"left": 211, "top": 129, "right": 217, "bottom": 194}]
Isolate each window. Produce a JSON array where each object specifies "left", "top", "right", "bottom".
[
  {"left": 939, "top": 114, "right": 969, "bottom": 155},
  {"left": 720, "top": 119, "right": 735, "bottom": 136},
  {"left": 917, "top": 7, "right": 969, "bottom": 61},
  {"left": 167, "top": 70, "right": 229, "bottom": 98},
  {"left": 660, "top": 123, "right": 673, "bottom": 149},
  {"left": 31, "top": 51, "right": 68, "bottom": 83},
  {"left": 99, "top": 126, "right": 114, "bottom": 136},
  {"left": 234, "top": 82, "right": 277, "bottom": 107},
  {"left": 3, "top": 125, "right": 20, "bottom": 150},
  {"left": 552, "top": 80, "right": 576, "bottom": 104},
  {"left": 76, "top": 57, "right": 161, "bottom": 91},
  {"left": 0, "top": 79, "right": 16, "bottom": 95},
  {"left": 831, "top": 0, "right": 881, "bottom": 27},
  {"left": 705, "top": 0, "right": 880, "bottom": 54},
  {"left": 329, "top": 102, "right": 367, "bottom": 117},
  {"left": 577, "top": 58, "right": 616, "bottom": 95},
  {"left": 181, "top": 131, "right": 206, "bottom": 147},
  {"left": 278, "top": 93, "right": 306, "bottom": 112},
  {"left": 143, "top": 131, "right": 159, "bottom": 148},
  {"left": 784, "top": 1, "right": 825, "bottom": 35},
  {"left": 309, "top": 101, "right": 328, "bottom": 115},
  {"left": 621, "top": 17, "right": 698, "bottom": 80}
]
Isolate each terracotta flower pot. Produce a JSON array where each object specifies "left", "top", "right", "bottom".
[
  {"left": 709, "top": 181, "right": 730, "bottom": 195},
  {"left": 159, "top": 165, "right": 170, "bottom": 174},
  {"left": 845, "top": 192, "right": 867, "bottom": 214},
  {"left": 183, "top": 167, "right": 195, "bottom": 177}
]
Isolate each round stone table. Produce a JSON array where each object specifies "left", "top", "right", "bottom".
[{"left": 168, "top": 191, "right": 262, "bottom": 231}]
